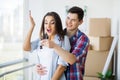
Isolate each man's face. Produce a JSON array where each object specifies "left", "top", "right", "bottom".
[{"left": 66, "top": 13, "right": 81, "bottom": 31}]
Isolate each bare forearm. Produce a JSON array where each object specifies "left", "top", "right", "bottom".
[
  {"left": 53, "top": 44, "right": 76, "bottom": 65},
  {"left": 23, "top": 26, "right": 34, "bottom": 51},
  {"left": 41, "top": 39, "right": 77, "bottom": 64},
  {"left": 51, "top": 65, "right": 66, "bottom": 80}
]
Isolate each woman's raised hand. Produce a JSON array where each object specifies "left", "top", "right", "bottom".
[{"left": 29, "top": 10, "right": 35, "bottom": 28}]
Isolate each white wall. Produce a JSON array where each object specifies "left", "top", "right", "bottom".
[
  {"left": 114, "top": 0, "right": 120, "bottom": 79},
  {"left": 118, "top": 16, "right": 120, "bottom": 80},
  {"left": 27, "top": 0, "right": 120, "bottom": 79},
  {"left": 111, "top": 0, "right": 120, "bottom": 79},
  {"left": 29, "top": 0, "right": 113, "bottom": 38}
]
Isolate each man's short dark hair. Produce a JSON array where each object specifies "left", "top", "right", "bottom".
[{"left": 68, "top": 6, "right": 84, "bottom": 20}]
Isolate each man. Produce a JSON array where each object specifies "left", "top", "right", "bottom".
[{"left": 38, "top": 6, "right": 90, "bottom": 80}]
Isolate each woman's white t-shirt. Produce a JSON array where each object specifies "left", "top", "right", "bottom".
[{"left": 31, "top": 35, "right": 71, "bottom": 80}]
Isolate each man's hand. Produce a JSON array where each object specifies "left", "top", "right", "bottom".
[{"left": 36, "top": 64, "right": 47, "bottom": 75}]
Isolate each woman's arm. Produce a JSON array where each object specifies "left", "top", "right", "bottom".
[
  {"left": 23, "top": 11, "right": 35, "bottom": 51},
  {"left": 51, "top": 64, "right": 66, "bottom": 80}
]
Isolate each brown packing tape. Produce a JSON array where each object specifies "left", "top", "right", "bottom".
[{"left": 88, "top": 36, "right": 113, "bottom": 51}]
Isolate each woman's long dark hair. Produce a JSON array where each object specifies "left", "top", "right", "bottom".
[{"left": 40, "top": 12, "right": 65, "bottom": 40}]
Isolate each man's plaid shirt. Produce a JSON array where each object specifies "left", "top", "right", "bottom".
[{"left": 65, "top": 29, "right": 89, "bottom": 80}]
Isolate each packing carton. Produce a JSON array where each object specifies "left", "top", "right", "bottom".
[
  {"left": 89, "top": 18, "right": 111, "bottom": 37},
  {"left": 85, "top": 50, "right": 112, "bottom": 77},
  {"left": 84, "top": 76, "right": 100, "bottom": 80},
  {"left": 89, "top": 36, "right": 113, "bottom": 51}
]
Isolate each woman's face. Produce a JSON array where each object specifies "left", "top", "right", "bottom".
[{"left": 44, "top": 16, "right": 56, "bottom": 39}]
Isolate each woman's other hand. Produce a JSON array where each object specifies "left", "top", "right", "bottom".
[{"left": 41, "top": 39, "right": 55, "bottom": 48}]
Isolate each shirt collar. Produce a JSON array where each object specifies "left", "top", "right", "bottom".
[
  {"left": 69, "top": 29, "right": 82, "bottom": 40},
  {"left": 53, "top": 34, "right": 61, "bottom": 45}
]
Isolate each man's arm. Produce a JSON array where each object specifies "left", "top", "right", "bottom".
[
  {"left": 41, "top": 40, "right": 76, "bottom": 65},
  {"left": 51, "top": 65, "right": 66, "bottom": 80},
  {"left": 53, "top": 43, "right": 76, "bottom": 65}
]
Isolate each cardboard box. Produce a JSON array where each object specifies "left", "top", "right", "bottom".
[
  {"left": 89, "top": 18, "right": 111, "bottom": 37},
  {"left": 89, "top": 36, "right": 113, "bottom": 51},
  {"left": 84, "top": 76, "right": 100, "bottom": 80},
  {"left": 85, "top": 50, "right": 112, "bottom": 77},
  {"left": 88, "top": 44, "right": 92, "bottom": 50}
]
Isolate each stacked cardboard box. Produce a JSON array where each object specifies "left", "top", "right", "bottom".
[
  {"left": 89, "top": 18, "right": 111, "bottom": 37},
  {"left": 88, "top": 18, "right": 113, "bottom": 51},
  {"left": 89, "top": 36, "right": 113, "bottom": 51},
  {"left": 85, "top": 50, "right": 112, "bottom": 76},
  {"left": 84, "top": 76, "right": 100, "bottom": 80},
  {"left": 84, "top": 18, "right": 113, "bottom": 79}
]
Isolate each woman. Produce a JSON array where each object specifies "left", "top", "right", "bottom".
[{"left": 23, "top": 11, "right": 70, "bottom": 80}]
